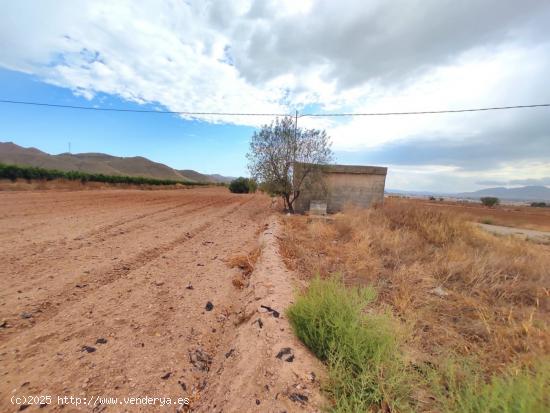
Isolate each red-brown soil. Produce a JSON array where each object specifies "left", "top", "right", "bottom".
[{"left": 0, "top": 188, "right": 323, "bottom": 412}]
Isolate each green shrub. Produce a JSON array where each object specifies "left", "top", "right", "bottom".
[
  {"left": 0, "top": 163, "right": 204, "bottom": 186},
  {"left": 480, "top": 197, "right": 500, "bottom": 207},
  {"left": 530, "top": 202, "right": 548, "bottom": 208},
  {"left": 287, "top": 277, "right": 412, "bottom": 412},
  {"left": 228, "top": 177, "right": 256, "bottom": 193}
]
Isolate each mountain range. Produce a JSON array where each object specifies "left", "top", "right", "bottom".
[
  {"left": 0, "top": 142, "right": 233, "bottom": 183},
  {"left": 388, "top": 186, "right": 550, "bottom": 202},
  {"left": 455, "top": 186, "right": 550, "bottom": 202}
]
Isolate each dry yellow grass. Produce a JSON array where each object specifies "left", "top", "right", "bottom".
[
  {"left": 227, "top": 247, "right": 261, "bottom": 289},
  {"left": 280, "top": 199, "right": 549, "bottom": 373}
]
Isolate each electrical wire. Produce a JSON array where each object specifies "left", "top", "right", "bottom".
[
  {"left": 301, "top": 103, "right": 550, "bottom": 117},
  {"left": 0, "top": 99, "right": 287, "bottom": 116},
  {"left": 1, "top": 99, "right": 549, "bottom": 117}
]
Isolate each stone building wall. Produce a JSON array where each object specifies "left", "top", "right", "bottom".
[{"left": 293, "top": 163, "right": 387, "bottom": 213}]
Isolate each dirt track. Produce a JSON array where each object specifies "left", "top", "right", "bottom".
[{"left": 0, "top": 188, "right": 323, "bottom": 412}]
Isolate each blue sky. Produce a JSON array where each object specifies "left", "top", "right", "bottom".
[
  {"left": 0, "top": 68, "right": 424, "bottom": 181},
  {"left": 1, "top": 1, "right": 549, "bottom": 191},
  {"left": 0, "top": 68, "right": 254, "bottom": 176}
]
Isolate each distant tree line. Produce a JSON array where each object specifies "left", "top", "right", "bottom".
[
  {"left": 530, "top": 202, "right": 548, "bottom": 208},
  {"left": 0, "top": 163, "right": 206, "bottom": 186}
]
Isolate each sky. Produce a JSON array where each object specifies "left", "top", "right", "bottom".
[{"left": 1, "top": 0, "right": 549, "bottom": 191}]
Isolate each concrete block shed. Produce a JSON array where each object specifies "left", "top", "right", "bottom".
[{"left": 293, "top": 162, "right": 387, "bottom": 213}]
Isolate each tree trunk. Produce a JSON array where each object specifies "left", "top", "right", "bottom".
[{"left": 283, "top": 193, "right": 294, "bottom": 213}]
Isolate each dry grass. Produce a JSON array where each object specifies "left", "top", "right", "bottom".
[
  {"left": 227, "top": 247, "right": 261, "bottom": 289},
  {"left": 402, "top": 197, "right": 550, "bottom": 232},
  {"left": 280, "top": 198, "right": 549, "bottom": 373}
]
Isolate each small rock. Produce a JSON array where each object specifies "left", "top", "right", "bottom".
[
  {"left": 255, "top": 399, "right": 260, "bottom": 405},
  {"left": 161, "top": 372, "right": 171, "bottom": 380},
  {"left": 276, "top": 347, "right": 294, "bottom": 362},
  {"left": 95, "top": 338, "right": 108, "bottom": 344},
  {"left": 225, "top": 348, "right": 235, "bottom": 358},
  {"left": 431, "top": 286, "right": 449, "bottom": 297},
  {"left": 189, "top": 348, "right": 212, "bottom": 371},
  {"left": 82, "top": 345, "right": 96, "bottom": 353},
  {"left": 20, "top": 312, "right": 32, "bottom": 319},
  {"left": 18, "top": 404, "right": 30, "bottom": 411},
  {"left": 186, "top": 283, "right": 194, "bottom": 290},
  {"left": 205, "top": 301, "right": 214, "bottom": 311},
  {"left": 154, "top": 281, "right": 164, "bottom": 287},
  {"left": 253, "top": 318, "right": 263, "bottom": 329},
  {"left": 0, "top": 320, "right": 8, "bottom": 328},
  {"left": 289, "top": 393, "right": 308, "bottom": 404},
  {"left": 260, "top": 305, "right": 280, "bottom": 318},
  {"left": 75, "top": 283, "right": 88, "bottom": 288}
]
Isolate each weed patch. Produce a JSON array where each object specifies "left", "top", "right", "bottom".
[
  {"left": 287, "top": 277, "right": 413, "bottom": 412},
  {"left": 431, "top": 359, "right": 550, "bottom": 413}
]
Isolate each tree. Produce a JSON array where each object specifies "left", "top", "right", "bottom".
[
  {"left": 247, "top": 116, "right": 333, "bottom": 212},
  {"left": 228, "top": 177, "right": 256, "bottom": 193},
  {"left": 480, "top": 197, "right": 500, "bottom": 207}
]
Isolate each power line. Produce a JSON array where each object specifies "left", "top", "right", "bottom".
[
  {"left": 0, "top": 98, "right": 549, "bottom": 117},
  {"left": 301, "top": 103, "right": 550, "bottom": 117},
  {"left": 0, "top": 99, "right": 287, "bottom": 116}
]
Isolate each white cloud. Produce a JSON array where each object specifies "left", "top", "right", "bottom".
[
  {"left": 328, "top": 44, "right": 550, "bottom": 150},
  {"left": 0, "top": 0, "right": 288, "bottom": 126}
]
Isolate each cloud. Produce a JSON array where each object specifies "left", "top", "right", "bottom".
[
  {"left": 0, "top": 0, "right": 288, "bottom": 126},
  {"left": 0, "top": 0, "right": 549, "bottom": 190},
  {"left": 477, "top": 177, "right": 550, "bottom": 186},
  {"left": 335, "top": 109, "right": 550, "bottom": 169},
  {"left": 231, "top": 0, "right": 550, "bottom": 89}
]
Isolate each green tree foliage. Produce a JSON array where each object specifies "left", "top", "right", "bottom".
[
  {"left": 247, "top": 116, "right": 333, "bottom": 212},
  {"left": 0, "top": 163, "right": 204, "bottom": 186},
  {"left": 480, "top": 197, "right": 500, "bottom": 207},
  {"left": 228, "top": 177, "right": 256, "bottom": 193}
]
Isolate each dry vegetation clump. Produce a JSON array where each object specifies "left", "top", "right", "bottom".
[
  {"left": 227, "top": 247, "right": 261, "bottom": 289},
  {"left": 281, "top": 198, "right": 549, "bottom": 372}
]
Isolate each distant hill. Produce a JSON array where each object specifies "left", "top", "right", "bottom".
[
  {"left": 388, "top": 186, "right": 550, "bottom": 202},
  {"left": 205, "top": 173, "right": 235, "bottom": 184},
  {"left": 456, "top": 186, "right": 550, "bottom": 202},
  {"left": 0, "top": 141, "right": 232, "bottom": 183},
  {"left": 177, "top": 170, "right": 234, "bottom": 184}
]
